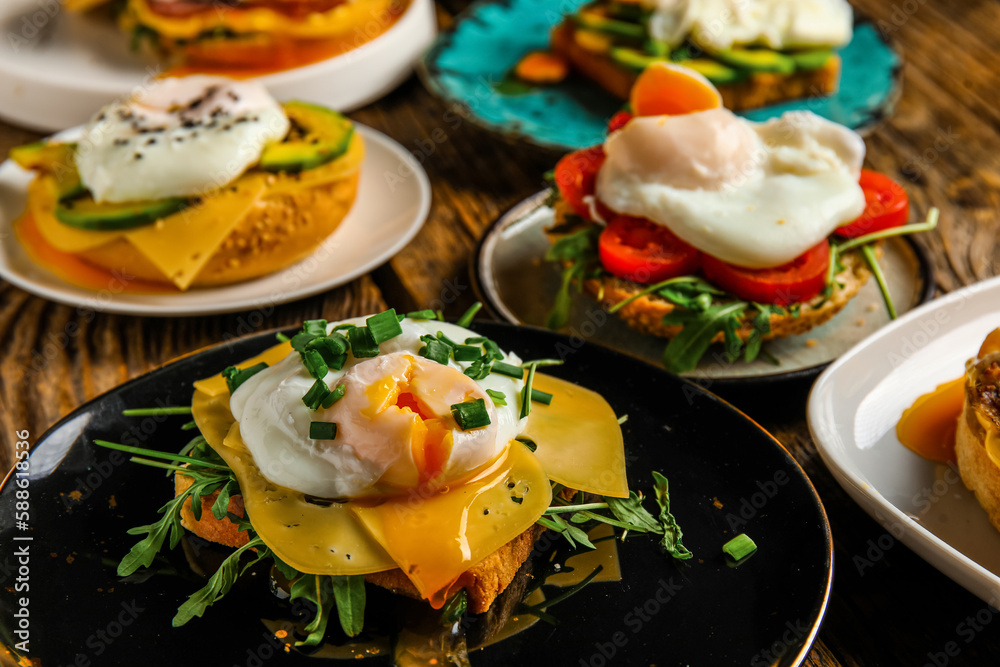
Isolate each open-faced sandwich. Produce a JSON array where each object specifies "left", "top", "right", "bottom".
[
  {"left": 62, "top": 0, "right": 411, "bottom": 74},
  {"left": 544, "top": 63, "right": 935, "bottom": 373},
  {"left": 10, "top": 75, "right": 362, "bottom": 292},
  {"left": 898, "top": 330, "right": 1000, "bottom": 533},
  {"left": 99, "top": 307, "right": 693, "bottom": 654},
  {"left": 521, "top": 0, "right": 852, "bottom": 110}
]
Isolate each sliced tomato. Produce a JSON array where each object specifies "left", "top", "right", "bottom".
[
  {"left": 554, "top": 146, "right": 606, "bottom": 219},
  {"left": 701, "top": 242, "right": 830, "bottom": 306},
  {"left": 598, "top": 215, "right": 701, "bottom": 284},
  {"left": 834, "top": 169, "right": 910, "bottom": 238},
  {"left": 606, "top": 111, "right": 633, "bottom": 134}
]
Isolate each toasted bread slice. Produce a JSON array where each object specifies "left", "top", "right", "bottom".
[
  {"left": 956, "top": 355, "right": 1000, "bottom": 533},
  {"left": 546, "top": 200, "right": 872, "bottom": 342},
  {"left": 551, "top": 21, "right": 841, "bottom": 111},
  {"left": 175, "top": 474, "right": 544, "bottom": 614}
]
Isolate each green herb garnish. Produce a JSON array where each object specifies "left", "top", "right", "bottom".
[
  {"left": 347, "top": 326, "right": 379, "bottom": 358},
  {"left": 120, "top": 406, "right": 193, "bottom": 417},
  {"left": 419, "top": 335, "right": 451, "bottom": 365},
  {"left": 486, "top": 389, "right": 507, "bottom": 406},
  {"left": 451, "top": 398, "right": 491, "bottom": 430},
  {"left": 322, "top": 384, "right": 346, "bottom": 409},
  {"left": 367, "top": 308, "right": 403, "bottom": 344},
  {"left": 309, "top": 421, "right": 337, "bottom": 440},
  {"left": 492, "top": 361, "right": 524, "bottom": 379},
  {"left": 722, "top": 533, "right": 757, "bottom": 561}
]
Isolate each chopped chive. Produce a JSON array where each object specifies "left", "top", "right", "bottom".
[
  {"left": 327, "top": 353, "right": 347, "bottom": 371},
  {"left": 180, "top": 420, "right": 198, "bottom": 431},
  {"left": 454, "top": 345, "right": 483, "bottom": 362},
  {"left": 483, "top": 340, "right": 504, "bottom": 361},
  {"left": 302, "top": 379, "right": 331, "bottom": 410},
  {"left": 836, "top": 207, "right": 939, "bottom": 253},
  {"left": 223, "top": 363, "right": 269, "bottom": 393},
  {"left": 275, "top": 332, "right": 290, "bottom": 343},
  {"left": 464, "top": 336, "right": 488, "bottom": 344},
  {"left": 439, "top": 590, "right": 467, "bottom": 627},
  {"left": 302, "top": 349, "right": 329, "bottom": 380},
  {"left": 347, "top": 326, "right": 379, "bottom": 358},
  {"left": 435, "top": 331, "right": 460, "bottom": 348},
  {"left": 464, "top": 357, "right": 492, "bottom": 380},
  {"left": 861, "top": 244, "right": 897, "bottom": 320},
  {"left": 309, "top": 422, "right": 338, "bottom": 440},
  {"left": 331, "top": 323, "right": 357, "bottom": 332},
  {"left": 617, "top": 414, "right": 629, "bottom": 425},
  {"left": 397, "top": 312, "right": 406, "bottom": 322},
  {"left": 291, "top": 331, "right": 317, "bottom": 352},
  {"left": 455, "top": 302, "right": 482, "bottom": 328},
  {"left": 420, "top": 337, "right": 451, "bottom": 365},
  {"left": 303, "top": 319, "right": 327, "bottom": 336},
  {"left": 451, "top": 398, "right": 491, "bottom": 430},
  {"left": 486, "top": 389, "right": 507, "bottom": 406},
  {"left": 306, "top": 333, "right": 350, "bottom": 363},
  {"left": 407, "top": 309, "right": 436, "bottom": 320},
  {"left": 520, "top": 363, "right": 538, "bottom": 419},
  {"left": 367, "top": 309, "right": 403, "bottom": 344},
  {"left": 492, "top": 361, "right": 524, "bottom": 379},
  {"left": 722, "top": 533, "right": 757, "bottom": 561},
  {"left": 530, "top": 389, "right": 553, "bottom": 405},
  {"left": 436, "top": 310, "right": 445, "bottom": 321},
  {"left": 121, "top": 406, "right": 193, "bottom": 417},
  {"left": 321, "top": 384, "right": 346, "bottom": 409},
  {"left": 521, "top": 359, "right": 564, "bottom": 368}
]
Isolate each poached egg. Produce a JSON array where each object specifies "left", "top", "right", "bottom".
[
  {"left": 644, "top": 0, "right": 854, "bottom": 51},
  {"left": 75, "top": 75, "right": 290, "bottom": 203},
  {"left": 230, "top": 319, "right": 527, "bottom": 499},
  {"left": 595, "top": 107, "right": 866, "bottom": 268}
]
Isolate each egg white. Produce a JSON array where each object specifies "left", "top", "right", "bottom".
[
  {"left": 230, "top": 318, "right": 527, "bottom": 499},
  {"left": 75, "top": 75, "right": 290, "bottom": 203},
  {"left": 644, "top": 0, "right": 853, "bottom": 50},
  {"left": 596, "top": 108, "right": 866, "bottom": 269}
]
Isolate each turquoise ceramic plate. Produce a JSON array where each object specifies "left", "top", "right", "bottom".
[{"left": 418, "top": 0, "right": 902, "bottom": 151}]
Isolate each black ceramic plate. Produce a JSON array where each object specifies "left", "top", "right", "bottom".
[
  {"left": 0, "top": 323, "right": 831, "bottom": 666},
  {"left": 472, "top": 192, "right": 934, "bottom": 384}
]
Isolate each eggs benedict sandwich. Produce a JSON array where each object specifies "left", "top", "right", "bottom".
[
  {"left": 545, "top": 63, "right": 935, "bottom": 373},
  {"left": 542, "top": 0, "right": 852, "bottom": 110},
  {"left": 99, "top": 307, "right": 692, "bottom": 650},
  {"left": 62, "top": 0, "right": 410, "bottom": 74},
  {"left": 10, "top": 75, "right": 362, "bottom": 291}
]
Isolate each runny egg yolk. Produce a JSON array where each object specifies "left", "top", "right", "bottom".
[{"left": 328, "top": 353, "right": 502, "bottom": 493}]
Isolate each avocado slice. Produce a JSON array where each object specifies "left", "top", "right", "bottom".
[
  {"left": 789, "top": 49, "right": 834, "bottom": 71},
  {"left": 674, "top": 58, "right": 748, "bottom": 84},
  {"left": 55, "top": 195, "right": 190, "bottom": 231},
  {"left": 259, "top": 101, "right": 355, "bottom": 174},
  {"left": 10, "top": 141, "right": 86, "bottom": 200},
  {"left": 710, "top": 47, "right": 796, "bottom": 74},
  {"left": 610, "top": 48, "right": 746, "bottom": 85},
  {"left": 573, "top": 10, "right": 645, "bottom": 40}
]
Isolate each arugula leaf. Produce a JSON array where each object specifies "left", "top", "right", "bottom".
[
  {"left": 544, "top": 226, "right": 601, "bottom": 330},
  {"left": 211, "top": 479, "right": 239, "bottom": 521},
  {"left": 651, "top": 472, "right": 692, "bottom": 560},
  {"left": 172, "top": 536, "right": 264, "bottom": 627},
  {"left": 439, "top": 590, "right": 468, "bottom": 626},
  {"left": 290, "top": 575, "right": 336, "bottom": 646},
  {"left": 744, "top": 303, "right": 777, "bottom": 363},
  {"left": 605, "top": 492, "right": 663, "bottom": 534},
  {"left": 331, "top": 575, "right": 366, "bottom": 638},
  {"left": 660, "top": 301, "right": 746, "bottom": 373}
]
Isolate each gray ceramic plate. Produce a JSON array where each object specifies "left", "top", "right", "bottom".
[{"left": 472, "top": 191, "right": 934, "bottom": 383}]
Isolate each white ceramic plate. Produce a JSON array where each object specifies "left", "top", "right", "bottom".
[
  {"left": 808, "top": 275, "right": 1000, "bottom": 604},
  {"left": 0, "top": 0, "right": 436, "bottom": 132},
  {"left": 0, "top": 124, "right": 431, "bottom": 316}
]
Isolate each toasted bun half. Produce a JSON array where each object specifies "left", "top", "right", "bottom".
[{"left": 956, "top": 355, "right": 1000, "bottom": 533}]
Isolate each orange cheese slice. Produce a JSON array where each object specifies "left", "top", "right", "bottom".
[
  {"left": 520, "top": 374, "right": 629, "bottom": 498},
  {"left": 193, "top": 340, "right": 294, "bottom": 397},
  {"left": 351, "top": 441, "right": 551, "bottom": 606}
]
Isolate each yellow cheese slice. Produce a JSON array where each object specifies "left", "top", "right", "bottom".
[
  {"left": 123, "top": 177, "right": 267, "bottom": 290},
  {"left": 520, "top": 374, "right": 629, "bottom": 498},
  {"left": 29, "top": 176, "right": 121, "bottom": 252},
  {"left": 192, "top": 389, "right": 397, "bottom": 575},
  {"left": 351, "top": 442, "right": 552, "bottom": 606},
  {"left": 193, "top": 340, "right": 293, "bottom": 397}
]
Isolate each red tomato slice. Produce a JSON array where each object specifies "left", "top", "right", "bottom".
[
  {"left": 606, "top": 111, "right": 633, "bottom": 134},
  {"left": 701, "top": 242, "right": 831, "bottom": 306},
  {"left": 598, "top": 215, "right": 701, "bottom": 284},
  {"left": 835, "top": 169, "right": 910, "bottom": 238},
  {"left": 554, "top": 146, "right": 606, "bottom": 219}
]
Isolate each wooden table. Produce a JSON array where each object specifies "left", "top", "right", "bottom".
[{"left": 2, "top": 0, "right": 999, "bottom": 664}]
